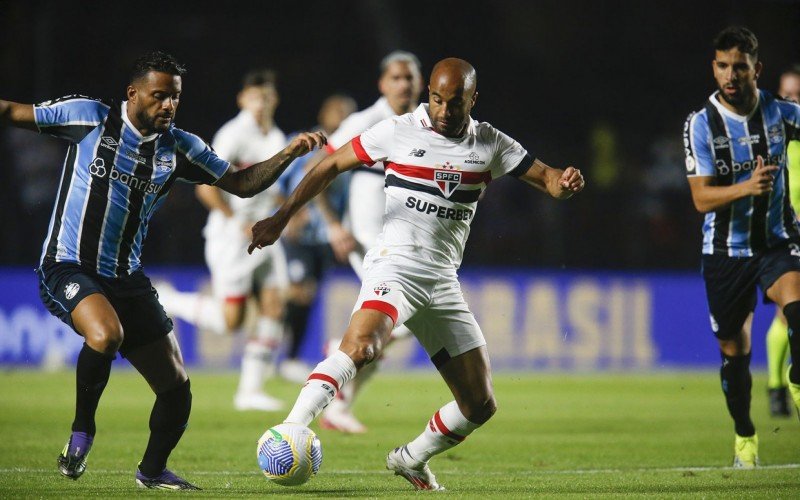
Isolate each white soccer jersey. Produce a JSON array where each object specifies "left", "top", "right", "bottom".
[
  {"left": 352, "top": 104, "right": 531, "bottom": 268},
  {"left": 206, "top": 111, "right": 287, "bottom": 229},
  {"left": 326, "top": 98, "right": 397, "bottom": 254},
  {"left": 325, "top": 97, "right": 395, "bottom": 152}
]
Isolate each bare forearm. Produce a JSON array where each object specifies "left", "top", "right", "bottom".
[
  {"left": 691, "top": 183, "right": 749, "bottom": 212},
  {"left": 0, "top": 100, "right": 36, "bottom": 130},
  {"left": 276, "top": 164, "right": 339, "bottom": 223},
  {"left": 231, "top": 148, "right": 296, "bottom": 197}
]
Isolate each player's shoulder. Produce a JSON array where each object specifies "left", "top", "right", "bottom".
[
  {"left": 36, "top": 94, "right": 109, "bottom": 109},
  {"left": 684, "top": 107, "right": 709, "bottom": 132},
  {"left": 471, "top": 120, "right": 510, "bottom": 145},
  {"left": 170, "top": 126, "right": 209, "bottom": 153},
  {"left": 771, "top": 92, "right": 800, "bottom": 116}
]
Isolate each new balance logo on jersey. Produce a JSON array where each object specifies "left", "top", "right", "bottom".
[
  {"left": 100, "top": 136, "right": 119, "bottom": 151},
  {"left": 434, "top": 169, "right": 462, "bottom": 198},
  {"left": 408, "top": 148, "right": 426, "bottom": 157},
  {"left": 464, "top": 152, "right": 485, "bottom": 164}
]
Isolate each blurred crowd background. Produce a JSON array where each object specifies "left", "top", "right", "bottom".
[{"left": 2, "top": 0, "right": 799, "bottom": 271}]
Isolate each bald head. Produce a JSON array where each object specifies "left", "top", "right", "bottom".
[
  {"left": 430, "top": 58, "right": 477, "bottom": 95},
  {"left": 427, "top": 58, "right": 478, "bottom": 137}
]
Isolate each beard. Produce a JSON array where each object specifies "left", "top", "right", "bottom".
[{"left": 136, "top": 109, "right": 171, "bottom": 133}]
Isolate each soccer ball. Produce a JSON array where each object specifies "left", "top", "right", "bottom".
[{"left": 256, "top": 423, "right": 322, "bottom": 486}]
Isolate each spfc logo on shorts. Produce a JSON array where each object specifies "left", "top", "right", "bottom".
[
  {"left": 434, "top": 170, "right": 462, "bottom": 198},
  {"left": 373, "top": 282, "right": 391, "bottom": 296},
  {"left": 65, "top": 282, "right": 80, "bottom": 300}
]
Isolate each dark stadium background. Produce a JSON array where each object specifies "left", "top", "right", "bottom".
[{"left": 2, "top": 0, "right": 799, "bottom": 270}]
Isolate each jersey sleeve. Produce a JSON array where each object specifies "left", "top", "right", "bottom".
[
  {"left": 173, "top": 129, "right": 231, "bottom": 185},
  {"left": 325, "top": 111, "right": 368, "bottom": 154},
  {"left": 34, "top": 95, "right": 109, "bottom": 143},
  {"left": 487, "top": 126, "right": 531, "bottom": 179},
  {"left": 778, "top": 100, "right": 800, "bottom": 141},
  {"left": 351, "top": 117, "right": 396, "bottom": 166},
  {"left": 683, "top": 111, "right": 715, "bottom": 177}
]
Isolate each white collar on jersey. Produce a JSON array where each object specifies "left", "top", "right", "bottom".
[
  {"left": 708, "top": 90, "right": 762, "bottom": 122},
  {"left": 121, "top": 101, "right": 160, "bottom": 142},
  {"left": 413, "top": 103, "right": 477, "bottom": 138}
]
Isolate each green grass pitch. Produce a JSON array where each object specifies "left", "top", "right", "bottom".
[{"left": 0, "top": 369, "right": 798, "bottom": 498}]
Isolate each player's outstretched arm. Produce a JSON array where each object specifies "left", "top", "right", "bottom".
[
  {"left": 248, "top": 141, "right": 362, "bottom": 254},
  {"left": 215, "top": 131, "right": 326, "bottom": 198},
  {"left": 687, "top": 155, "right": 778, "bottom": 213},
  {"left": 517, "top": 159, "right": 585, "bottom": 199},
  {"left": 0, "top": 100, "right": 37, "bottom": 131}
]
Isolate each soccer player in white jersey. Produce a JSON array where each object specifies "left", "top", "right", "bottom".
[
  {"left": 311, "top": 51, "right": 424, "bottom": 433},
  {"left": 249, "top": 58, "right": 584, "bottom": 491},
  {"left": 158, "top": 70, "right": 290, "bottom": 411}
]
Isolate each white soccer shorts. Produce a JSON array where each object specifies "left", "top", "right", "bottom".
[
  {"left": 351, "top": 252, "right": 485, "bottom": 364},
  {"left": 204, "top": 222, "right": 289, "bottom": 300}
]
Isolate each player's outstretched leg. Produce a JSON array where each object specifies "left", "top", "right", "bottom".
[
  {"left": 284, "top": 350, "right": 357, "bottom": 425},
  {"left": 321, "top": 324, "right": 414, "bottom": 433},
  {"left": 388, "top": 347, "right": 495, "bottom": 491},
  {"left": 765, "top": 314, "right": 792, "bottom": 417},
  {"left": 281, "top": 309, "right": 391, "bottom": 427},
  {"left": 320, "top": 338, "right": 372, "bottom": 433}
]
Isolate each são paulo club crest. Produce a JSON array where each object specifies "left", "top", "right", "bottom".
[
  {"left": 373, "top": 282, "right": 391, "bottom": 296},
  {"left": 434, "top": 163, "right": 461, "bottom": 198}
]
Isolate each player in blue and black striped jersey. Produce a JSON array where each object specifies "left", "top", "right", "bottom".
[
  {"left": 0, "top": 51, "right": 326, "bottom": 490},
  {"left": 683, "top": 27, "right": 800, "bottom": 468}
]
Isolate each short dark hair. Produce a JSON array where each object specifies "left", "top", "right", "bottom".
[
  {"left": 713, "top": 26, "right": 759, "bottom": 59},
  {"left": 242, "top": 69, "right": 277, "bottom": 89},
  {"left": 130, "top": 51, "right": 186, "bottom": 83},
  {"left": 783, "top": 64, "right": 800, "bottom": 78}
]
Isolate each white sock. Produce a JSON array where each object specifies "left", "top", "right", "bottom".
[
  {"left": 337, "top": 358, "right": 378, "bottom": 409},
  {"left": 405, "top": 401, "right": 481, "bottom": 463},
  {"left": 237, "top": 338, "right": 269, "bottom": 396},
  {"left": 159, "top": 288, "right": 227, "bottom": 334},
  {"left": 236, "top": 317, "right": 283, "bottom": 396},
  {"left": 285, "top": 350, "right": 357, "bottom": 426}
]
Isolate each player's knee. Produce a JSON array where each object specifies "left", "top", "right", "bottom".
[
  {"left": 85, "top": 319, "right": 124, "bottom": 354},
  {"left": 339, "top": 337, "right": 382, "bottom": 369},
  {"left": 462, "top": 395, "right": 497, "bottom": 425}
]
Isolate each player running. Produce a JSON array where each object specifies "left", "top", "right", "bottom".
[
  {"left": 311, "top": 51, "right": 424, "bottom": 433},
  {"left": 683, "top": 27, "right": 800, "bottom": 468},
  {"left": 249, "top": 57, "right": 584, "bottom": 491},
  {"left": 158, "top": 69, "right": 290, "bottom": 412},
  {"left": 764, "top": 65, "right": 800, "bottom": 417},
  {"left": 0, "top": 51, "right": 325, "bottom": 490}
]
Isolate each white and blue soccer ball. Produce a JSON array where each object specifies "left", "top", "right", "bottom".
[{"left": 256, "top": 423, "right": 322, "bottom": 486}]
